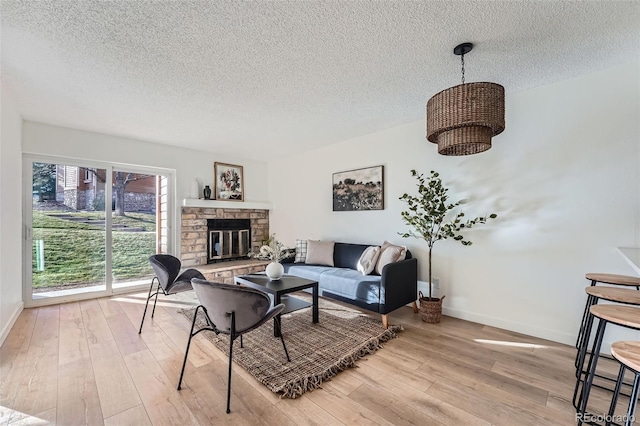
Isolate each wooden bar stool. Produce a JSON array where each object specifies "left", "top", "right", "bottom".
[
  {"left": 575, "top": 287, "right": 640, "bottom": 374},
  {"left": 576, "top": 274, "right": 640, "bottom": 352},
  {"left": 573, "top": 288, "right": 640, "bottom": 410},
  {"left": 607, "top": 341, "right": 640, "bottom": 426},
  {"left": 576, "top": 305, "right": 640, "bottom": 425},
  {"left": 585, "top": 274, "right": 640, "bottom": 289}
]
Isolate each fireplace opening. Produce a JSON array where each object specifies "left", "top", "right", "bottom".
[{"left": 207, "top": 219, "right": 251, "bottom": 263}]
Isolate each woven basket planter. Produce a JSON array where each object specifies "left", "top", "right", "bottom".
[{"left": 418, "top": 292, "right": 445, "bottom": 323}]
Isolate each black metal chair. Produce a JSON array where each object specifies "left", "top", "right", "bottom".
[
  {"left": 138, "top": 254, "right": 205, "bottom": 334},
  {"left": 177, "top": 278, "right": 290, "bottom": 413}
]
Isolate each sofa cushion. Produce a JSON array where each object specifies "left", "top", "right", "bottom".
[
  {"left": 294, "top": 239, "right": 308, "bottom": 263},
  {"left": 356, "top": 246, "right": 381, "bottom": 275},
  {"left": 374, "top": 241, "right": 407, "bottom": 275},
  {"left": 333, "top": 243, "right": 369, "bottom": 269},
  {"left": 282, "top": 264, "right": 334, "bottom": 282},
  {"left": 318, "top": 268, "right": 381, "bottom": 305},
  {"left": 305, "top": 240, "right": 335, "bottom": 266}
]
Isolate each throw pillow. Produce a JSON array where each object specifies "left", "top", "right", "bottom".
[
  {"left": 305, "top": 240, "right": 335, "bottom": 266},
  {"left": 374, "top": 241, "right": 407, "bottom": 275},
  {"left": 294, "top": 239, "right": 308, "bottom": 263},
  {"left": 357, "top": 246, "right": 381, "bottom": 276}
]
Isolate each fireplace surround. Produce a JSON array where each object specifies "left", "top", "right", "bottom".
[{"left": 181, "top": 207, "right": 268, "bottom": 268}]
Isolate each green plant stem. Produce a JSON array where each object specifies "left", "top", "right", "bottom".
[{"left": 428, "top": 245, "right": 433, "bottom": 299}]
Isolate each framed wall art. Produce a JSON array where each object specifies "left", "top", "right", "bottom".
[
  {"left": 332, "top": 165, "right": 384, "bottom": 211},
  {"left": 214, "top": 162, "right": 244, "bottom": 201}
]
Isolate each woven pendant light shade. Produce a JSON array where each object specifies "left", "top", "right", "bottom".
[{"left": 427, "top": 82, "right": 505, "bottom": 156}]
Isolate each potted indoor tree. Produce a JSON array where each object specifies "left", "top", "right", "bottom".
[{"left": 399, "top": 170, "right": 496, "bottom": 323}]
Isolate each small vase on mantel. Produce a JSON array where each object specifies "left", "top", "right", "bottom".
[
  {"left": 265, "top": 261, "right": 284, "bottom": 281},
  {"left": 203, "top": 185, "right": 212, "bottom": 200},
  {"left": 190, "top": 179, "right": 200, "bottom": 199}
]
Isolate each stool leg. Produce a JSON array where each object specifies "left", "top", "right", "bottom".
[
  {"left": 576, "top": 295, "right": 597, "bottom": 370},
  {"left": 576, "top": 294, "right": 594, "bottom": 351},
  {"left": 576, "top": 280, "right": 598, "bottom": 350},
  {"left": 573, "top": 297, "right": 599, "bottom": 409},
  {"left": 606, "top": 364, "right": 626, "bottom": 426},
  {"left": 574, "top": 319, "right": 597, "bottom": 408},
  {"left": 577, "top": 319, "right": 607, "bottom": 424},
  {"left": 624, "top": 372, "right": 640, "bottom": 426}
]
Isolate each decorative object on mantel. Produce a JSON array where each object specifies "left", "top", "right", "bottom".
[
  {"left": 399, "top": 169, "right": 497, "bottom": 323},
  {"left": 248, "top": 234, "right": 293, "bottom": 280},
  {"left": 203, "top": 185, "right": 212, "bottom": 200},
  {"left": 190, "top": 178, "right": 201, "bottom": 199},
  {"left": 332, "top": 165, "right": 384, "bottom": 211},
  {"left": 426, "top": 42, "right": 505, "bottom": 156},
  {"left": 214, "top": 162, "right": 244, "bottom": 201}
]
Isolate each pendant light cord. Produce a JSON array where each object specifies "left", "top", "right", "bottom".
[{"left": 461, "top": 53, "right": 465, "bottom": 84}]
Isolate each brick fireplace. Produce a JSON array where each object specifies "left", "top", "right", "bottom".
[{"left": 180, "top": 206, "right": 270, "bottom": 282}]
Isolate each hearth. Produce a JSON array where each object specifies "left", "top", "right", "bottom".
[{"left": 207, "top": 219, "right": 251, "bottom": 263}]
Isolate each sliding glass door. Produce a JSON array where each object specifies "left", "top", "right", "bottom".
[
  {"left": 24, "top": 156, "right": 173, "bottom": 306},
  {"left": 111, "top": 169, "right": 168, "bottom": 291}
]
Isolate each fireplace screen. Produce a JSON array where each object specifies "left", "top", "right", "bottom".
[
  {"left": 207, "top": 219, "right": 251, "bottom": 263},
  {"left": 209, "top": 229, "right": 250, "bottom": 261}
]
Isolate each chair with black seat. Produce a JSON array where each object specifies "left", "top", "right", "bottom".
[
  {"left": 177, "top": 278, "right": 290, "bottom": 414},
  {"left": 138, "top": 254, "right": 205, "bottom": 334}
]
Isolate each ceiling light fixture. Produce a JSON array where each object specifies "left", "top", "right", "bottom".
[{"left": 426, "top": 42, "right": 505, "bottom": 156}]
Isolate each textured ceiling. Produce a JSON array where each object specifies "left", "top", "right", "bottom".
[{"left": 2, "top": 1, "right": 639, "bottom": 161}]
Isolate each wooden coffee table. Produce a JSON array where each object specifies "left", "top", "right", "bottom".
[{"left": 234, "top": 273, "right": 319, "bottom": 337}]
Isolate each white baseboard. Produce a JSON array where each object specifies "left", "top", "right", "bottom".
[
  {"left": 414, "top": 279, "right": 574, "bottom": 345},
  {"left": 0, "top": 302, "right": 24, "bottom": 347},
  {"left": 442, "top": 305, "right": 575, "bottom": 346}
]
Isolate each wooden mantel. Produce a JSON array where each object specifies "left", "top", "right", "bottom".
[{"left": 182, "top": 198, "right": 272, "bottom": 210}]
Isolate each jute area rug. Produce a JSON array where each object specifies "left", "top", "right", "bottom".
[{"left": 179, "top": 295, "right": 402, "bottom": 399}]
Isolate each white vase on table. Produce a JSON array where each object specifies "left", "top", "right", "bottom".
[{"left": 265, "top": 262, "right": 284, "bottom": 281}]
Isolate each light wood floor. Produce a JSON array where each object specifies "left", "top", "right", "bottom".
[{"left": 0, "top": 291, "right": 634, "bottom": 425}]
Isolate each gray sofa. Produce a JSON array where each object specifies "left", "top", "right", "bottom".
[{"left": 282, "top": 242, "right": 418, "bottom": 327}]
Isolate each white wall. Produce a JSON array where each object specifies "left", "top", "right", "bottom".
[
  {"left": 0, "top": 85, "right": 24, "bottom": 344},
  {"left": 268, "top": 61, "right": 640, "bottom": 346}
]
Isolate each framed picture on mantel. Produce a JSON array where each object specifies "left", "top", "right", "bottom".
[{"left": 214, "top": 162, "right": 244, "bottom": 201}]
